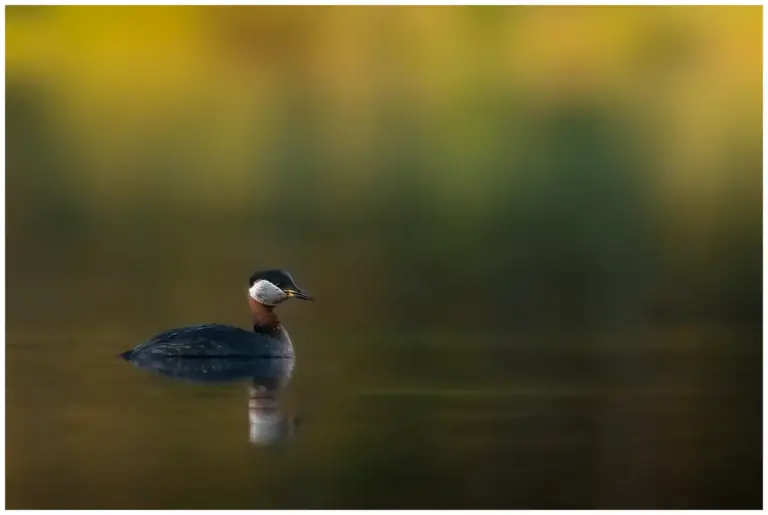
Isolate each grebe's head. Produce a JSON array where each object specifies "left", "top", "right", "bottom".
[{"left": 248, "top": 269, "right": 314, "bottom": 306}]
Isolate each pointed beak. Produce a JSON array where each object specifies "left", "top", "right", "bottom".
[{"left": 284, "top": 287, "right": 314, "bottom": 301}]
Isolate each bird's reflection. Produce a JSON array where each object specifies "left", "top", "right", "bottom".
[{"left": 126, "top": 354, "right": 297, "bottom": 445}]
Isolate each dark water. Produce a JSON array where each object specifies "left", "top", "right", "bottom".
[{"left": 6, "top": 322, "right": 761, "bottom": 509}]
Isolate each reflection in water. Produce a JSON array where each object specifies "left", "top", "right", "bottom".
[
  {"left": 248, "top": 383, "right": 298, "bottom": 445},
  {"left": 125, "top": 354, "right": 296, "bottom": 446}
]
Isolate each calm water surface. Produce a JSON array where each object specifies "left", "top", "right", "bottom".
[{"left": 6, "top": 324, "right": 760, "bottom": 509}]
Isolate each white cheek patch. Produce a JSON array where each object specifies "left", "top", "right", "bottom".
[{"left": 249, "top": 280, "right": 286, "bottom": 306}]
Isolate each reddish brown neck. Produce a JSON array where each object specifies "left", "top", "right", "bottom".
[{"left": 248, "top": 297, "right": 280, "bottom": 331}]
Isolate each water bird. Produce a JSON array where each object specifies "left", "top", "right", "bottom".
[{"left": 120, "top": 269, "right": 313, "bottom": 360}]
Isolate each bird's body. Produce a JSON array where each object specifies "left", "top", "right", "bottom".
[
  {"left": 121, "top": 323, "right": 294, "bottom": 360},
  {"left": 120, "top": 269, "right": 312, "bottom": 362}
]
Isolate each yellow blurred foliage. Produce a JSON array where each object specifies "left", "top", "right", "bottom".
[{"left": 6, "top": 6, "right": 762, "bottom": 215}]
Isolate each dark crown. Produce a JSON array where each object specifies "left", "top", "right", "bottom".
[{"left": 249, "top": 269, "right": 297, "bottom": 289}]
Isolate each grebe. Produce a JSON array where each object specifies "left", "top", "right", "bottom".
[{"left": 120, "top": 269, "right": 313, "bottom": 360}]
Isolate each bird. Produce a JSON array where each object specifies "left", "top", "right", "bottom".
[{"left": 120, "top": 269, "right": 313, "bottom": 360}]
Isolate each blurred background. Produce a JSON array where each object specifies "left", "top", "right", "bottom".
[{"left": 5, "top": 6, "right": 762, "bottom": 509}]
